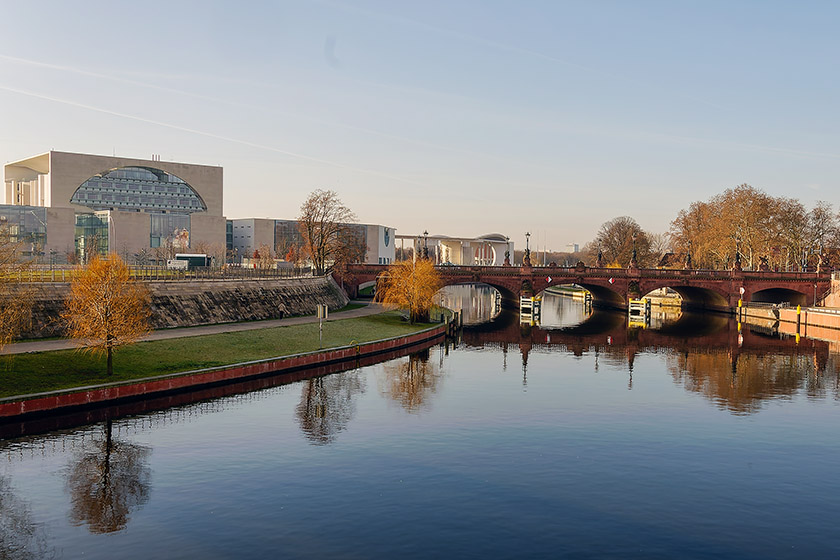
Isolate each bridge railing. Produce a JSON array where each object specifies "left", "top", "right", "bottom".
[
  {"left": 7, "top": 265, "right": 315, "bottom": 283},
  {"left": 347, "top": 263, "right": 831, "bottom": 281}
]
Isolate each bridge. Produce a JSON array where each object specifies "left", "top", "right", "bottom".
[{"left": 340, "top": 263, "right": 832, "bottom": 312}]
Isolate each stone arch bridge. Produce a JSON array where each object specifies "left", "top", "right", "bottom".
[{"left": 340, "top": 264, "right": 831, "bottom": 312}]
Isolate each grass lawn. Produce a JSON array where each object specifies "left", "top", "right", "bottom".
[{"left": 0, "top": 311, "right": 433, "bottom": 399}]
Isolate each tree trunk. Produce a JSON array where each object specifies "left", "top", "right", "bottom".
[{"left": 106, "top": 346, "right": 113, "bottom": 376}]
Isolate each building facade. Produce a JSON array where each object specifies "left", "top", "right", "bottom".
[
  {"left": 228, "top": 218, "right": 396, "bottom": 266},
  {"left": 2, "top": 151, "right": 225, "bottom": 262},
  {"left": 395, "top": 233, "right": 512, "bottom": 266}
]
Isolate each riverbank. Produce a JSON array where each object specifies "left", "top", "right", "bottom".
[
  {"left": 739, "top": 304, "right": 840, "bottom": 342},
  {"left": 0, "top": 314, "right": 446, "bottom": 420},
  {"left": 0, "top": 309, "right": 436, "bottom": 399}
]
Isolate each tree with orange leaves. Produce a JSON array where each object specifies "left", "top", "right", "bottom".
[
  {"left": 63, "top": 254, "right": 151, "bottom": 376},
  {"left": 377, "top": 259, "right": 441, "bottom": 324},
  {"left": 0, "top": 223, "right": 32, "bottom": 350}
]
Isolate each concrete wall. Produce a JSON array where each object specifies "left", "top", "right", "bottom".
[
  {"left": 15, "top": 276, "right": 349, "bottom": 339},
  {"left": 111, "top": 209, "right": 152, "bottom": 258},
  {"left": 45, "top": 207, "right": 76, "bottom": 260},
  {"left": 190, "top": 214, "right": 227, "bottom": 250}
]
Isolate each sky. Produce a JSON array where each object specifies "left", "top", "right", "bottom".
[{"left": 1, "top": 0, "right": 839, "bottom": 252}]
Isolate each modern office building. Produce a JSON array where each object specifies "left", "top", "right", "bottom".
[
  {"left": 2, "top": 151, "right": 225, "bottom": 262},
  {"left": 228, "top": 218, "right": 396, "bottom": 265}
]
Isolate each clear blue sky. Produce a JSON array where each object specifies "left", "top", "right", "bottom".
[{"left": 1, "top": 1, "right": 838, "bottom": 252}]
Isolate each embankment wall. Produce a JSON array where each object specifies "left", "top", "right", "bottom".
[
  {"left": 740, "top": 305, "right": 840, "bottom": 342},
  {"left": 17, "top": 276, "right": 349, "bottom": 338}
]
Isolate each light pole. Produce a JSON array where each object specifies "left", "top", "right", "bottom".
[
  {"left": 423, "top": 230, "right": 429, "bottom": 259},
  {"left": 685, "top": 239, "right": 692, "bottom": 269},
  {"left": 524, "top": 232, "right": 531, "bottom": 266}
]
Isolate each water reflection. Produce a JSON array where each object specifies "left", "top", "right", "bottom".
[
  {"left": 665, "top": 349, "right": 835, "bottom": 415},
  {"left": 64, "top": 420, "right": 151, "bottom": 534},
  {"left": 0, "top": 476, "right": 53, "bottom": 559},
  {"left": 296, "top": 371, "right": 366, "bottom": 445},
  {"left": 460, "top": 300, "right": 840, "bottom": 414},
  {"left": 436, "top": 284, "right": 501, "bottom": 325},
  {"left": 1, "top": 295, "right": 840, "bottom": 557},
  {"left": 539, "top": 288, "right": 592, "bottom": 328},
  {"left": 379, "top": 348, "right": 442, "bottom": 413}
]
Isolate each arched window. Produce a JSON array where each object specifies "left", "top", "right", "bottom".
[{"left": 70, "top": 166, "right": 207, "bottom": 213}]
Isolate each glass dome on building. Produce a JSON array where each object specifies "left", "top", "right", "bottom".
[{"left": 70, "top": 166, "right": 207, "bottom": 213}]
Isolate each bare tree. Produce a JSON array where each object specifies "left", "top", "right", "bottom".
[
  {"left": 297, "top": 190, "right": 361, "bottom": 276},
  {"left": 591, "top": 216, "right": 656, "bottom": 267}
]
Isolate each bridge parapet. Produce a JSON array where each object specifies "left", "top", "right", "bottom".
[{"left": 339, "top": 264, "right": 831, "bottom": 310}]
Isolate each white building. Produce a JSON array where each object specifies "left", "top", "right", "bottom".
[{"left": 396, "top": 233, "right": 512, "bottom": 266}]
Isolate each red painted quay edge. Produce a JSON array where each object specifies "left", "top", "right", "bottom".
[{"left": 0, "top": 325, "right": 446, "bottom": 422}]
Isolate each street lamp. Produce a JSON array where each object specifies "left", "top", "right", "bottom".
[
  {"left": 423, "top": 230, "right": 429, "bottom": 259},
  {"left": 524, "top": 232, "right": 531, "bottom": 266},
  {"left": 686, "top": 239, "right": 692, "bottom": 269}
]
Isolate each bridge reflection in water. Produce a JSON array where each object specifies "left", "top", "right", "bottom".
[{"left": 452, "top": 285, "right": 839, "bottom": 415}]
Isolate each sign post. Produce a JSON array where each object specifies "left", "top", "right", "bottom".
[{"left": 317, "top": 304, "right": 328, "bottom": 348}]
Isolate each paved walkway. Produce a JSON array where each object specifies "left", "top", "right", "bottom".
[{"left": 1, "top": 301, "right": 385, "bottom": 356}]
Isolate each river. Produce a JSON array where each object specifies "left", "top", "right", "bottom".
[{"left": 1, "top": 285, "right": 839, "bottom": 559}]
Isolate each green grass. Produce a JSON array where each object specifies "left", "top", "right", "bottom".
[{"left": 0, "top": 311, "right": 433, "bottom": 399}]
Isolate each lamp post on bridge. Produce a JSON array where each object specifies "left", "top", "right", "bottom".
[
  {"left": 504, "top": 236, "right": 511, "bottom": 266},
  {"left": 685, "top": 239, "right": 692, "bottom": 269},
  {"left": 524, "top": 232, "right": 532, "bottom": 266},
  {"left": 628, "top": 231, "right": 638, "bottom": 269},
  {"left": 423, "top": 230, "right": 429, "bottom": 259}
]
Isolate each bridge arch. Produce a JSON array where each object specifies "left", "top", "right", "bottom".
[
  {"left": 443, "top": 280, "right": 518, "bottom": 309},
  {"left": 571, "top": 283, "right": 625, "bottom": 309},
  {"left": 750, "top": 288, "right": 807, "bottom": 307},
  {"left": 644, "top": 285, "right": 729, "bottom": 310}
]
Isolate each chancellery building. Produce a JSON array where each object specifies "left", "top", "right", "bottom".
[
  {"left": 2, "top": 151, "right": 226, "bottom": 263},
  {"left": 2, "top": 150, "right": 396, "bottom": 266}
]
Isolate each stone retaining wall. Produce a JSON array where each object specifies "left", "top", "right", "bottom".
[{"left": 16, "top": 276, "right": 349, "bottom": 338}]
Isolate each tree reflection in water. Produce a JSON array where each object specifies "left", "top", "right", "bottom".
[
  {"left": 0, "top": 476, "right": 53, "bottom": 559},
  {"left": 65, "top": 420, "right": 152, "bottom": 534},
  {"left": 667, "top": 350, "right": 840, "bottom": 415},
  {"left": 379, "top": 349, "right": 442, "bottom": 413},
  {"left": 296, "top": 371, "right": 366, "bottom": 445}
]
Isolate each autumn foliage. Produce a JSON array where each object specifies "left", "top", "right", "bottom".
[
  {"left": 670, "top": 184, "right": 839, "bottom": 270},
  {"left": 63, "top": 254, "right": 151, "bottom": 375},
  {"left": 0, "top": 224, "right": 32, "bottom": 349},
  {"left": 377, "top": 259, "right": 441, "bottom": 324}
]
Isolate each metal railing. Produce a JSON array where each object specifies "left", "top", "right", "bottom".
[{"left": 5, "top": 265, "right": 315, "bottom": 283}]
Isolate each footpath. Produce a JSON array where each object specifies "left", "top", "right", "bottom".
[{"left": 1, "top": 300, "right": 383, "bottom": 356}]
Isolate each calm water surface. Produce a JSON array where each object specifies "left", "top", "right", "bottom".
[{"left": 2, "top": 286, "right": 840, "bottom": 559}]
